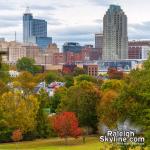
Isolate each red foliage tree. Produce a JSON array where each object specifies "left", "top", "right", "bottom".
[
  {"left": 51, "top": 112, "right": 82, "bottom": 144},
  {"left": 107, "top": 67, "right": 124, "bottom": 79}
]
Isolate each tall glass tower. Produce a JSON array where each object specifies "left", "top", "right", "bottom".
[
  {"left": 103, "top": 5, "right": 128, "bottom": 60},
  {"left": 23, "top": 7, "right": 33, "bottom": 43},
  {"left": 23, "top": 7, "right": 52, "bottom": 49}
]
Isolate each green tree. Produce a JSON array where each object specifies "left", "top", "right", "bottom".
[
  {"left": 58, "top": 81, "right": 101, "bottom": 132},
  {"left": 36, "top": 89, "right": 51, "bottom": 138},
  {"left": 0, "top": 63, "right": 9, "bottom": 83},
  {"left": 16, "top": 57, "right": 41, "bottom": 74},
  {"left": 72, "top": 67, "right": 85, "bottom": 76},
  {"left": 101, "top": 79, "right": 125, "bottom": 92},
  {"left": 50, "top": 87, "right": 67, "bottom": 113},
  {"left": 64, "top": 75, "right": 74, "bottom": 88},
  {"left": 45, "top": 71, "right": 64, "bottom": 84},
  {"left": 112, "top": 57, "right": 150, "bottom": 147},
  {"left": 74, "top": 74, "right": 98, "bottom": 85}
]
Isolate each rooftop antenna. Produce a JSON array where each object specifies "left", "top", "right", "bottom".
[{"left": 25, "top": 6, "right": 31, "bottom": 14}]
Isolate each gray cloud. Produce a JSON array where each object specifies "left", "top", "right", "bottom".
[
  {"left": 129, "top": 22, "right": 150, "bottom": 31},
  {"left": 94, "top": 19, "right": 103, "bottom": 24},
  {"left": 0, "top": 15, "right": 21, "bottom": 21},
  {"left": 42, "top": 14, "right": 63, "bottom": 26},
  {"left": 50, "top": 24, "right": 101, "bottom": 36},
  {"left": 0, "top": 21, "right": 19, "bottom": 28},
  {"left": 0, "top": 3, "right": 16, "bottom": 10},
  {"left": 129, "top": 22, "right": 150, "bottom": 40},
  {"left": 0, "top": 15, "right": 21, "bottom": 28},
  {"left": 49, "top": 24, "right": 101, "bottom": 47},
  {"left": 28, "top": 5, "right": 56, "bottom": 11},
  {"left": 48, "top": 19, "right": 62, "bottom": 26}
]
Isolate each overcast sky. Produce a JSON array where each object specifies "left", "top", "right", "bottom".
[{"left": 0, "top": 0, "right": 150, "bottom": 49}]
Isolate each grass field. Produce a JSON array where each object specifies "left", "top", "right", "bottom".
[{"left": 0, "top": 136, "right": 148, "bottom": 150}]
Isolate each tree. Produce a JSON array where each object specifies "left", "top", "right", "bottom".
[
  {"left": 0, "top": 80, "right": 9, "bottom": 95},
  {"left": 16, "top": 57, "right": 41, "bottom": 74},
  {"left": 112, "top": 56, "right": 150, "bottom": 147},
  {"left": 107, "top": 67, "right": 124, "bottom": 79},
  {"left": 12, "top": 71, "right": 39, "bottom": 95},
  {"left": 58, "top": 81, "right": 101, "bottom": 132},
  {"left": 0, "top": 63, "right": 9, "bottom": 83},
  {"left": 11, "top": 129, "right": 23, "bottom": 150},
  {"left": 11, "top": 129, "right": 23, "bottom": 142},
  {"left": 101, "top": 79, "right": 125, "bottom": 92},
  {"left": 50, "top": 87, "right": 67, "bottom": 113},
  {"left": 74, "top": 74, "right": 98, "bottom": 85},
  {"left": 97, "top": 90, "right": 119, "bottom": 129},
  {"left": 36, "top": 89, "right": 51, "bottom": 138},
  {"left": 64, "top": 75, "right": 74, "bottom": 88},
  {"left": 51, "top": 112, "right": 82, "bottom": 144},
  {"left": 72, "top": 67, "right": 85, "bottom": 76},
  {"left": 0, "top": 91, "right": 39, "bottom": 134},
  {"left": 45, "top": 71, "right": 64, "bottom": 84},
  {"left": 97, "top": 79, "right": 125, "bottom": 129}
]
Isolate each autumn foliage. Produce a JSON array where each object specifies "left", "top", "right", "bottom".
[
  {"left": 11, "top": 129, "right": 23, "bottom": 142},
  {"left": 107, "top": 67, "right": 124, "bottom": 79},
  {"left": 51, "top": 112, "right": 82, "bottom": 139}
]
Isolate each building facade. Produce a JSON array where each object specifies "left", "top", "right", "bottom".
[
  {"left": 95, "top": 33, "right": 103, "bottom": 59},
  {"left": 103, "top": 5, "right": 128, "bottom": 60},
  {"left": 9, "top": 43, "right": 27, "bottom": 64},
  {"left": 53, "top": 53, "right": 64, "bottom": 65},
  {"left": 83, "top": 64, "right": 98, "bottom": 77},
  {"left": 23, "top": 8, "right": 52, "bottom": 49},
  {"left": 128, "top": 41, "right": 150, "bottom": 59},
  {"left": 0, "top": 40, "right": 8, "bottom": 62},
  {"left": 63, "top": 42, "right": 82, "bottom": 53}
]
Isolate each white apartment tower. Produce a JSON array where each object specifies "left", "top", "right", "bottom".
[{"left": 103, "top": 5, "right": 128, "bottom": 60}]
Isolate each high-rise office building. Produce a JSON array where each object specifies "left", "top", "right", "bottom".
[
  {"left": 95, "top": 33, "right": 103, "bottom": 59},
  {"left": 95, "top": 33, "right": 103, "bottom": 49},
  {"left": 23, "top": 7, "right": 52, "bottom": 49},
  {"left": 63, "top": 42, "right": 82, "bottom": 53},
  {"left": 103, "top": 5, "right": 128, "bottom": 60}
]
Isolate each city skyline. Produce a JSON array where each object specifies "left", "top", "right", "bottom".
[{"left": 0, "top": 0, "right": 150, "bottom": 49}]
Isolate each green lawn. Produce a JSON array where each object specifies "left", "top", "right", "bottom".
[{"left": 0, "top": 136, "right": 148, "bottom": 150}]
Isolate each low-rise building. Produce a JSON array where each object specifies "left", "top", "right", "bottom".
[
  {"left": 128, "top": 41, "right": 150, "bottom": 59},
  {"left": 83, "top": 64, "right": 98, "bottom": 77}
]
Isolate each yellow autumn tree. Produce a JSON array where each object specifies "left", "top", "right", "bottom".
[{"left": 0, "top": 91, "right": 39, "bottom": 133}]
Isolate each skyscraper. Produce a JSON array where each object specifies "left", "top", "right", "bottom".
[
  {"left": 95, "top": 33, "right": 103, "bottom": 59},
  {"left": 95, "top": 33, "right": 103, "bottom": 49},
  {"left": 103, "top": 5, "right": 128, "bottom": 60},
  {"left": 23, "top": 7, "right": 52, "bottom": 49}
]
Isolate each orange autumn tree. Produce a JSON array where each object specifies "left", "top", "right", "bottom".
[
  {"left": 11, "top": 129, "right": 23, "bottom": 142},
  {"left": 51, "top": 112, "right": 82, "bottom": 144}
]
